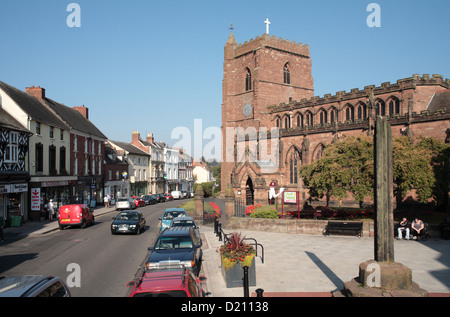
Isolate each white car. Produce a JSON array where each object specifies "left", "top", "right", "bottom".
[
  {"left": 115, "top": 197, "right": 136, "bottom": 211},
  {"left": 171, "top": 191, "right": 182, "bottom": 199}
]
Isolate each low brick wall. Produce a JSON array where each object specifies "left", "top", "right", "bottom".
[{"left": 225, "top": 217, "right": 375, "bottom": 237}]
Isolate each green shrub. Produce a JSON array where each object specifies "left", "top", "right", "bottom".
[{"left": 249, "top": 207, "right": 280, "bottom": 219}]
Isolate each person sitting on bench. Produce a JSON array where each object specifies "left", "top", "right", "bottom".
[
  {"left": 411, "top": 218, "right": 425, "bottom": 240},
  {"left": 397, "top": 217, "right": 410, "bottom": 240}
]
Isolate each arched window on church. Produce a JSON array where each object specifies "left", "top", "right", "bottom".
[
  {"left": 245, "top": 68, "right": 252, "bottom": 91},
  {"left": 284, "top": 115, "right": 291, "bottom": 129},
  {"left": 275, "top": 116, "right": 281, "bottom": 128},
  {"left": 388, "top": 97, "right": 400, "bottom": 116},
  {"left": 305, "top": 111, "right": 313, "bottom": 127},
  {"left": 356, "top": 102, "right": 367, "bottom": 120},
  {"left": 319, "top": 109, "right": 327, "bottom": 126},
  {"left": 296, "top": 113, "right": 304, "bottom": 129},
  {"left": 330, "top": 107, "right": 338, "bottom": 124},
  {"left": 289, "top": 148, "right": 301, "bottom": 184},
  {"left": 345, "top": 104, "right": 354, "bottom": 122},
  {"left": 313, "top": 144, "right": 325, "bottom": 161},
  {"left": 376, "top": 99, "right": 386, "bottom": 116},
  {"left": 284, "top": 63, "right": 291, "bottom": 84}
]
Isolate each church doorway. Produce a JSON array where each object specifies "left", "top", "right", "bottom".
[{"left": 246, "top": 177, "right": 254, "bottom": 206}]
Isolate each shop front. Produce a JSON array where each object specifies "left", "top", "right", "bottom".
[
  {"left": 0, "top": 182, "right": 29, "bottom": 226},
  {"left": 28, "top": 177, "right": 77, "bottom": 221},
  {"left": 76, "top": 176, "right": 104, "bottom": 207}
]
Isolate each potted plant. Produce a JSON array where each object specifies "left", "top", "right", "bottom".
[{"left": 219, "top": 232, "right": 256, "bottom": 288}]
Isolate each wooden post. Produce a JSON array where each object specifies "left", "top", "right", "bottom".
[{"left": 374, "top": 116, "right": 394, "bottom": 262}]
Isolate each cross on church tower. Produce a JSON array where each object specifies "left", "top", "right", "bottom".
[{"left": 265, "top": 17, "right": 271, "bottom": 34}]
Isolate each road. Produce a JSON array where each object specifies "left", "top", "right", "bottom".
[{"left": 0, "top": 200, "right": 184, "bottom": 297}]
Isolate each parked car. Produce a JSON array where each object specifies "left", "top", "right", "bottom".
[
  {"left": 131, "top": 196, "right": 145, "bottom": 207},
  {"left": 115, "top": 197, "right": 136, "bottom": 211},
  {"left": 155, "top": 194, "right": 166, "bottom": 203},
  {"left": 126, "top": 267, "right": 207, "bottom": 297},
  {"left": 159, "top": 208, "right": 187, "bottom": 232},
  {"left": 169, "top": 216, "right": 201, "bottom": 244},
  {"left": 147, "top": 227, "right": 203, "bottom": 276},
  {"left": 142, "top": 195, "right": 157, "bottom": 205},
  {"left": 0, "top": 275, "right": 71, "bottom": 297},
  {"left": 58, "top": 204, "right": 95, "bottom": 230},
  {"left": 164, "top": 193, "right": 174, "bottom": 201},
  {"left": 111, "top": 210, "right": 146, "bottom": 235},
  {"left": 171, "top": 191, "right": 182, "bottom": 199}
]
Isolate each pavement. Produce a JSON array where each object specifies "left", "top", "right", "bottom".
[{"left": 3, "top": 205, "right": 450, "bottom": 297}]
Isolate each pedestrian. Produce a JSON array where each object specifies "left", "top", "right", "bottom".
[
  {"left": 107, "top": 194, "right": 111, "bottom": 207},
  {"left": 104, "top": 195, "right": 109, "bottom": 208},
  {"left": 397, "top": 217, "right": 410, "bottom": 240},
  {"left": 48, "top": 199, "right": 55, "bottom": 221},
  {"left": 0, "top": 214, "right": 5, "bottom": 242}
]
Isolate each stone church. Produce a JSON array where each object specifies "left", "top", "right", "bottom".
[{"left": 220, "top": 31, "right": 450, "bottom": 207}]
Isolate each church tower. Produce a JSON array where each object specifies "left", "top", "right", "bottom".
[{"left": 221, "top": 30, "right": 314, "bottom": 202}]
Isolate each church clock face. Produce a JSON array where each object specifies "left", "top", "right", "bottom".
[{"left": 243, "top": 104, "right": 252, "bottom": 117}]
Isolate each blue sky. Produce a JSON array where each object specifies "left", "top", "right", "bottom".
[{"left": 1, "top": 0, "right": 449, "bottom": 159}]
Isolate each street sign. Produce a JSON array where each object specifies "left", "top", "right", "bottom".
[{"left": 31, "top": 188, "right": 41, "bottom": 211}]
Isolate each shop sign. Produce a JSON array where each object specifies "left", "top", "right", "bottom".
[
  {"left": 0, "top": 185, "right": 11, "bottom": 194},
  {"left": 31, "top": 188, "right": 41, "bottom": 211},
  {"left": 12, "top": 184, "right": 28, "bottom": 193}
]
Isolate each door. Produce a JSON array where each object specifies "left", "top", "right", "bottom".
[{"left": 245, "top": 177, "right": 254, "bottom": 206}]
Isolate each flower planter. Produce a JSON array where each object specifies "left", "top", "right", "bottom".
[{"left": 221, "top": 255, "right": 256, "bottom": 288}]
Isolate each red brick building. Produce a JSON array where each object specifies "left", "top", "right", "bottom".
[{"left": 221, "top": 32, "right": 450, "bottom": 207}]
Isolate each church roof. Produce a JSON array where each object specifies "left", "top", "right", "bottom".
[{"left": 427, "top": 90, "right": 450, "bottom": 112}]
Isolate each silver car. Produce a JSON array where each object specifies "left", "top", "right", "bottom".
[
  {"left": 115, "top": 197, "right": 136, "bottom": 211},
  {"left": 0, "top": 276, "right": 71, "bottom": 297}
]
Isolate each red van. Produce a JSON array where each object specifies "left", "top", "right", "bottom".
[{"left": 58, "top": 204, "right": 95, "bottom": 230}]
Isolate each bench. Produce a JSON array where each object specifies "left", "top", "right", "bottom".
[{"left": 323, "top": 221, "right": 363, "bottom": 238}]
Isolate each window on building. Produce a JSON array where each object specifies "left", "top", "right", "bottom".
[
  {"left": 284, "top": 63, "right": 291, "bottom": 84},
  {"left": 60, "top": 129, "right": 64, "bottom": 140},
  {"left": 357, "top": 103, "right": 367, "bottom": 120},
  {"left": 376, "top": 100, "right": 386, "bottom": 116},
  {"left": 36, "top": 143, "right": 43, "bottom": 173},
  {"left": 49, "top": 145, "right": 56, "bottom": 174},
  {"left": 289, "top": 148, "right": 301, "bottom": 184},
  {"left": 245, "top": 68, "right": 252, "bottom": 91},
  {"left": 60, "top": 147, "right": 66, "bottom": 174},
  {"left": 319, "top": 109, "right": 327, "bottom": 126},
  {"left": 388, "top": 98, "right": 400, "bottom": 116},
  {"left": 5, "top": 132, "right": 19, "bottom": 163},
  {"left": 330, "top": 108, "right": 338, "bottom": 124},
  {"left": 284, "top": 115, "right": 291, "bottom": 129},
  {"left": 297, "top": 113, "right": 304, "bottom": 129},
  {"left": 36, "top": 122, "right": 41, "bottom": 135},
  {"left": 345, "top": 105, "right": 354, "bottom": 122},
  {"left": 50, "top": 126, "right": 54, "bottom": 139},
  {"left": 305, "top": 111, "right": 313, "bottom": 126},
  {"left": 74, "top": 155, "right": 78, "bottom": 175}
]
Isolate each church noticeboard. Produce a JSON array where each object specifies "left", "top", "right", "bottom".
[{"left": 283, "top": 191, "right": 297, "bottom": 204}]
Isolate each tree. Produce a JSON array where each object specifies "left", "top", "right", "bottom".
[
  {"left": 300, "top": 134, "right": 450, "bottom": 208},
  {"left": 300, "top": 135, "right": 374, "bottom": 205}
]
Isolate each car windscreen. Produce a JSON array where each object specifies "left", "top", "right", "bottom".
[
  {"left": 163, "top": 211, "right": 186, "bottom": 219},
  {"left": 117, "top": 212, "right": 139, "bottom": 220},
  {"left": 154, "top": 236, "right": 193, "bottom": 249}
]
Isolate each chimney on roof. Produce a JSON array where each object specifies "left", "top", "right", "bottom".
[
  {"left": 147, "top": 132, "right": 154, "bottom": 144},
  {"left": 132, "top": 130, "right": 140, "bottom": 144},
  {"left": 73, "top": 105, "right": 89, "bottom": 120},
  {"left": 26, "top": 85, "right": 46, "bottom": 99}
]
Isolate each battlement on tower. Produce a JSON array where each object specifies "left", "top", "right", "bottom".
[
  {"left": 268, "top": 74, "right": 450, "bottom": 111},
  {"left": 235, "top": 33, "right": 310, "bottom": 58}
]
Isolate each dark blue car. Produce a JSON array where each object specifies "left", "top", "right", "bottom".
[{"left": 147, "top": 227, "right": 203, "bottom": 276}]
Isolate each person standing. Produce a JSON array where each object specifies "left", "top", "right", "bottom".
[
  {"left": 104, "top": 195, "right": 109, "bottom": 208},
  {"left": 48, "top": 199, "right": 55, "bottom": 221}
]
